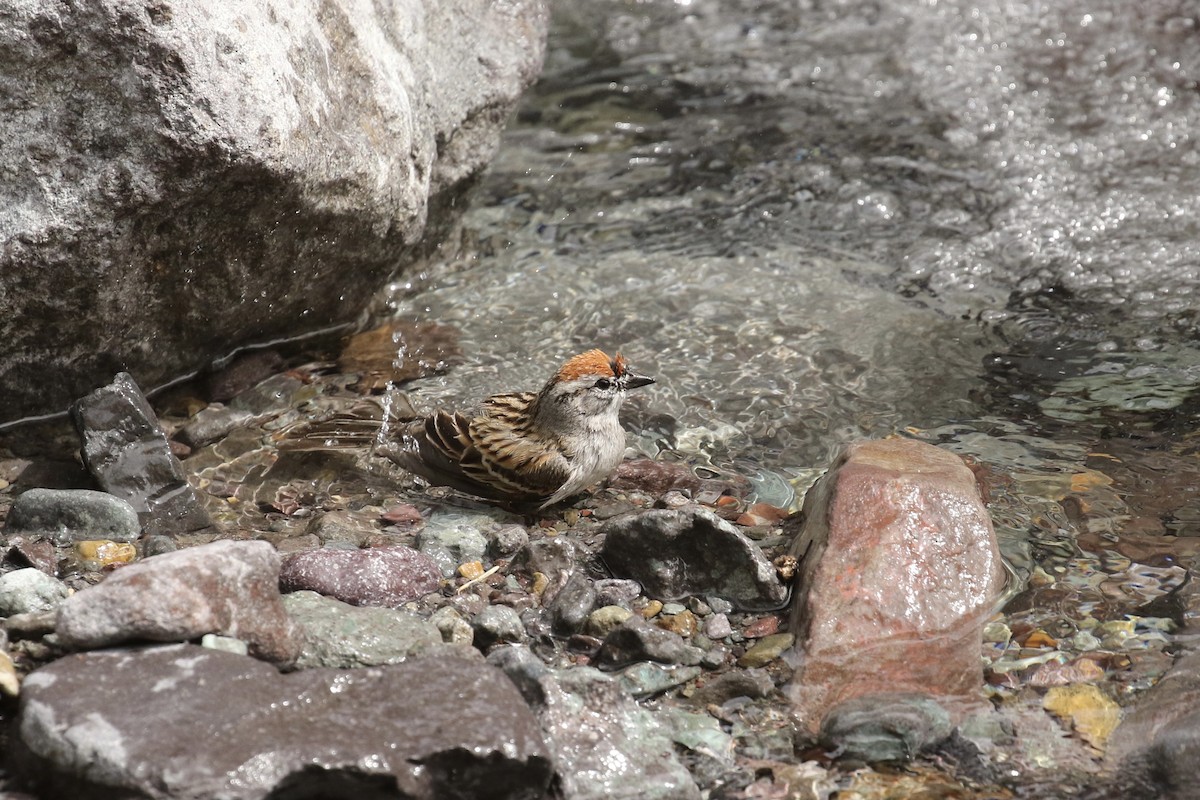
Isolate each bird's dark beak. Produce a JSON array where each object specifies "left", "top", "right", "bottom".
[{"left": 623, "top": 372, "right": 655, "bottom": 390}]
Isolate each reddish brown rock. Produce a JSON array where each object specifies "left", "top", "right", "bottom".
[
  {"left": 785, "top": 438, "right": 1005, "bottom": 733},
  {"left": 56, "top": 540, "right": 300, "bottom": 664},
  {"left": 279, "top": 545, "right": 441, "bottom": 607}
]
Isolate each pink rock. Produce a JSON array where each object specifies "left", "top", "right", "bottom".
[
  {"left": 785, "top": 438, "right": 1005, "bottom": 733},
  {"left": 56, "top": 540, "right": 299, "bottom": 664},
  {"left": 280, "top": 545, "right": 441, "bottom": 607}
]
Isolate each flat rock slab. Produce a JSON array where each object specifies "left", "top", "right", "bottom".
[
  {"left": 56, "top": 540, "right": 300, "bottom": 665},
  {"left": 279, "top": 545, "right": 442, "bottom": 607},
  {"left": 599, "top": 506, "right": 787, "bottom": 610},
  {"left": 4, "top": 488, "right": 142, "bottom": 544},
  {"left": 785, "top": 438, "right": 1005, "bottom": 734},
  {"left": 16, "top": 644, "right": 552, "bottom": 800}
]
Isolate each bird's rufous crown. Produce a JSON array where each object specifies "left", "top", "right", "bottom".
[{"left": 555, "top": 349, "right": 628, "bottom": 382}]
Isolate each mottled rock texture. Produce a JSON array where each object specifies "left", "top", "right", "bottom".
[
  {"left": 0, "top": 0, "right": 549, "bottom": 423},
  {"left": 279, "top": 545, "right": 441, "bottom": 607},
  {"left": 785, "top": 438, "right": 1005, "bottom": 734},
  {"left": 16, "top": 645, "right": 552, "bottom": 800}
]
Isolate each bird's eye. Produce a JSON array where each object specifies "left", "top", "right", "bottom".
[{"left": 594, "top": 378, "right": 612, "bottom": 390}]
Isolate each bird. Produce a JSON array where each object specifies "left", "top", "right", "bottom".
[{"left": 280, "top": 349, "right": 654, "bottom": 509}]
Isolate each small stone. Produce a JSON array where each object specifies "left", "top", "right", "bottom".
[
  {"left": 820, "top": 693, "right": 953, "bottom": 763},
  {"left": 5, "top": 488, "right": 141, "bottom": 544},
  {"left": 143, "top": 535, "right": 177, "bottom": 557},
  {"left": 640, "top": 600, "right": 664, "bottom": 619},
  {"left": 0, "top": 649, "right": 18, "bottom": 696},
  {"left": 279, "top": 546, "right": 441, "bottom": 607},
  {"left": 489, "top": 525, "right": 529, "bottom": 558},
  {"left": 380, "top": 503, "right": 423, "bottom": 526},
  {"left": 704, "top": 613, "right": 733, "bottom": 640},
  {"left": 532, "top": 572, "right": 550, "bottom": 596},
  {"left": 982, "top": 621, "right": 1011, "bottom": 644},
  {"left": 618, "top": 663, "right": 702, "bottom": 698},
  {"left": 661, "top": 602, "right": 687, "bottom": 615},
  {"left": 458, "top": 561, "right": 486, "bottom": 580},
  {"left": 743, "top": 616, "right": 780, "bottom": 638},
  {"left": 707, "top": 596, "right": 733, "bottom": 615},
  {"left": 549, "top": 573, "right": 596, "bottom": 635},
  {"left": 0, "top": 569, "right": 71, "bottom": 616},
  {"left": 200, "top": 634, "right": 249, "bottom": 656},
  {"left": 75, "top": 540, "right": 137, "bottom": 568},
  {"left": 284, "top": 591, "right": 442, "bottom": 669},
  {"left": 431, "top": 606, "right": 474, "bottom": 646},
  {"left": 773, "top": 554, "right": 799, "bottom": 581},
  {"left": 5, "top": 536, "right": 56, "bottom": 575},
  {"left": 1043, "top": 683, "right": 1121, "bottom": 750},
  {"left": 416, "top": 509, "right": 494, "bottom": 577},
  {"left": 586, "top": 606, "right": 634, "bottom": 638},
  {"left": 1073, "top": 630, "right": 1102, "bottom": 651},
  {"left": 514, "top": 537, "right": 580, "bottom": 586},
  {"left": 737, "top": 633, "right": 795, "bottom": 668},
  {"left": 596, "top": 617, "right": 704, "bottom": 669},
  {"left": 1023, "top": 629, "right": 1058, "bottom": 648},
  {"left": 658, "top": 610, "right": 698, "bottom": 638},
  {"left": 473, "top": 605, "right": 527, "bottom": 650},
  {"left": 177, "top": 404, "right": 253, "bottom": 449},
  {"left": 594, "top": 579, "right": 642, "bottom": 609},
  {"left": 689, "top": 669, "right": 776, "bottom": 707},
  {"left": 686, "top": 597, "right": 712, "bottom": 616}
]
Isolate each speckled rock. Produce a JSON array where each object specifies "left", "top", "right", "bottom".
[
  {"left": 473, "top": 605, "right": 528, "bottom": 650},
  {"left": 5, "top": 488, "right": 141, "bottom": 544},
  {"left": 56, "top": 539, "right": 299, "bottom": 665},
  {"left": 513, "top": 536, "right": 580, "bottom": 600},
  {"left": 548, "top": 573, "right": 596, "bottom": 635},
  {"left": 0, "top": 568, "right": 71, "bottom": 616},
  {"left": 586, "top": 605, "right": 634, "bottom": 638},
  {"left": 279, "top": 545, "right": 441, "bottom": 607},
  {"left": 784, "top": 438, "right": 1005, "bottom": 734},
  {"left": 599, "top": 506, "right": 787, "bottom": 610},
  {"left": 819, "top": 694, "right": 953, "bottom": 763},
  {"left": 16, "top": 644, "right": 552, "bottom": 799},
  {"left": 284, "top": 590, "right": 443, "bottom": 669}
]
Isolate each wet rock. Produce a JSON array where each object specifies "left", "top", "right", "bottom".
[
  {"left": 585, "top": 605, "right": 634, "bottom": 638},
  {"left": 0, "top": 0, "right": 550, "bottom": 425},
  {"left": 658, "top": 610, "right": 699, "bottom": 638},
  {"left": 784, "top": 439, "right": 1005, "bottom": 734},
  {"left": 176, "top": 404, "right": 253, "bottom": 449},
  {"left": 608, "top": 459, "right": 747, "bottom": 500},
  {"left": 338, "top": 320, "right": 463, "bottom": 392},
  {"left": 284, "top": 590, "right": 442, "bottom": 669},
  {"left": 70, "top": 373, "right": 215, "bottom": 536},
  {"left": 416, "top": 509, "right": 493, "bottom": 577},
  {"left": 549, "top": 572, "right": 596, "bottom": 635},
  {"left": 5, "top": 488, "right": 141, "bottom": 545},
  {"left": 738, "top": 633, "right": 795, "bottom": 668},
  {"left": 514, "top": 536, "right": 581, "bottom": 601},
  {"left": 594, "top": 578, "right": 642, "bottom": 608},
  {"left": 56, "top": 540, "right": 299, "bottom": 665},
  {"left": 705, "top": 613, "right": 733, "bottom": 640},
  {"left": 279, "top": 545, "right": 441, "bottom": 607},
  {"left": 689, "top": 668, "right": 776, "bottom": 707},
  {"left": 431, "top": 606, "right": 475, "bottom": 646},
  {"left": 75, "top": 539, "right": 137, "bottom": 569},
  {"left": 4, "top": 536, "right": 56, "bottom": 575},
  {"left": 618, "top": 663, "right": 702, "bottom": 698},
  {"left": 599, "top": 506, "right": 787, "bottom": 610},
  {"left": 488, "top": 524, "right": 530, "bottom": 558},
  {"left": 819, "top": 694, "right": 953, "bottom": 763},
  {"left": 16, "top": 644, "right": 552, "bottom": 799},
  {"left": 1104, "top": 651, "right": 1200, "bottom": 798},
  {"left": 487, "top": 655, "right": 700, "bottom": 800},
  {"left": 0, "top": 569, "right": 70, "bottom": 616},
  {"left": 596, "top": 616, "right": 704, "bottom": 669},
  {"left": 473, "top": 605, "right": 527, "bottom": 650}
]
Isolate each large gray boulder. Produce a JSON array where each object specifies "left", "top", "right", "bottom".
[{"left": 0, "top": 0, "right": 548, "bottom": 422}]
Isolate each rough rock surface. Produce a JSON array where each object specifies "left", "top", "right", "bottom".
[
  {"left": 0, "top": 568, "right": 71, "bottom": 616},
  {"left": 596, "top": 616, "right": 704, "bottom": 669},
  {"left": 16, "top": 644, "right": 552, "bottom": 800},
  {"left": 283, "top": 590, "right": 444, "bottom": 670},
  {"left": 0, "top": 0, "right": 549, "bottom": 423},
  {"left": 599, "top": 506, "right": 787, "bottom": 610},
  {"left": 279, "top": 545, "right": 441, "bottom": 607},
  {"left": 1103, "top": 651, "right": 1200, "bottom": 799},
  {"left": 784, "top": 438, "right": 1005, "bottom": 734},
  {"left": 56, "top": 540, "right": 299, "bottom": 664},
  {"left": 488, "top": 648, "right": 701, "bottom": 800},
  {"left": 4, "top": 488, "right": 142, "bottom": 544},
  {"left": 71, "top": 373, "right": 215, "bottom": 536}
]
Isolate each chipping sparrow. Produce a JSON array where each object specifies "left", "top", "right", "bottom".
[{"left": 284, "top": 349, "right": 654, "bottom": 509}]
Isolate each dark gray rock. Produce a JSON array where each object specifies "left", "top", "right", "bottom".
[
  {"left": 176, "top": 404, "right": 253, "bottom": 449},
  {"left": 5, "top": 488, "right": 141, "bottom": 544},
  {"left": 819, "top": 693, "right": 953, "bottom": 763},
  {"left": 594, "top": 578, "right": 643, "bottom": 609},
  {"left": 599, "top": 506, "right": 787, "bottom": 610},
  {"left": 0, "top": 569, "right": 70, "bottom": 616},
  {"left": 488, "top": 524, "right": 530, "bottom": 558},
  {"left": 514, "top": 536, "right": 581, "bottom": 602},
  {"left": 487, "top": 644, "right": 552, "bottom": 706},
  {"left": 16, "top": 644, "right": 552, "bottom": 799},
  {"left": 596, "top": 617, "right": 704, "bottom": 670},
  {"left": 279, "top": 545, "right": 441, "bottom": 607},
  {"left": 549, "top": 572, "right": 596, "bottom": 635},
  {"left": 56, "top": 539, "right": 299, "bottom": 665},
  {"left": 0, "top": 0, "right": 549, "bottom": 424},
  {"left": 687, "top": 668, "right": 777, "bottom": 707},
  {"left": 70, "top": 373, "right": 215, "bottom": 536},
  {"left": 1104, "top": 651, "right": 1200, "bottom": 799},
  {"left": 472, "top": 605, "right": 528, "bottom": 650},
  {"left": 283, "top": 591, "right": 443, "bottom": 669}
]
